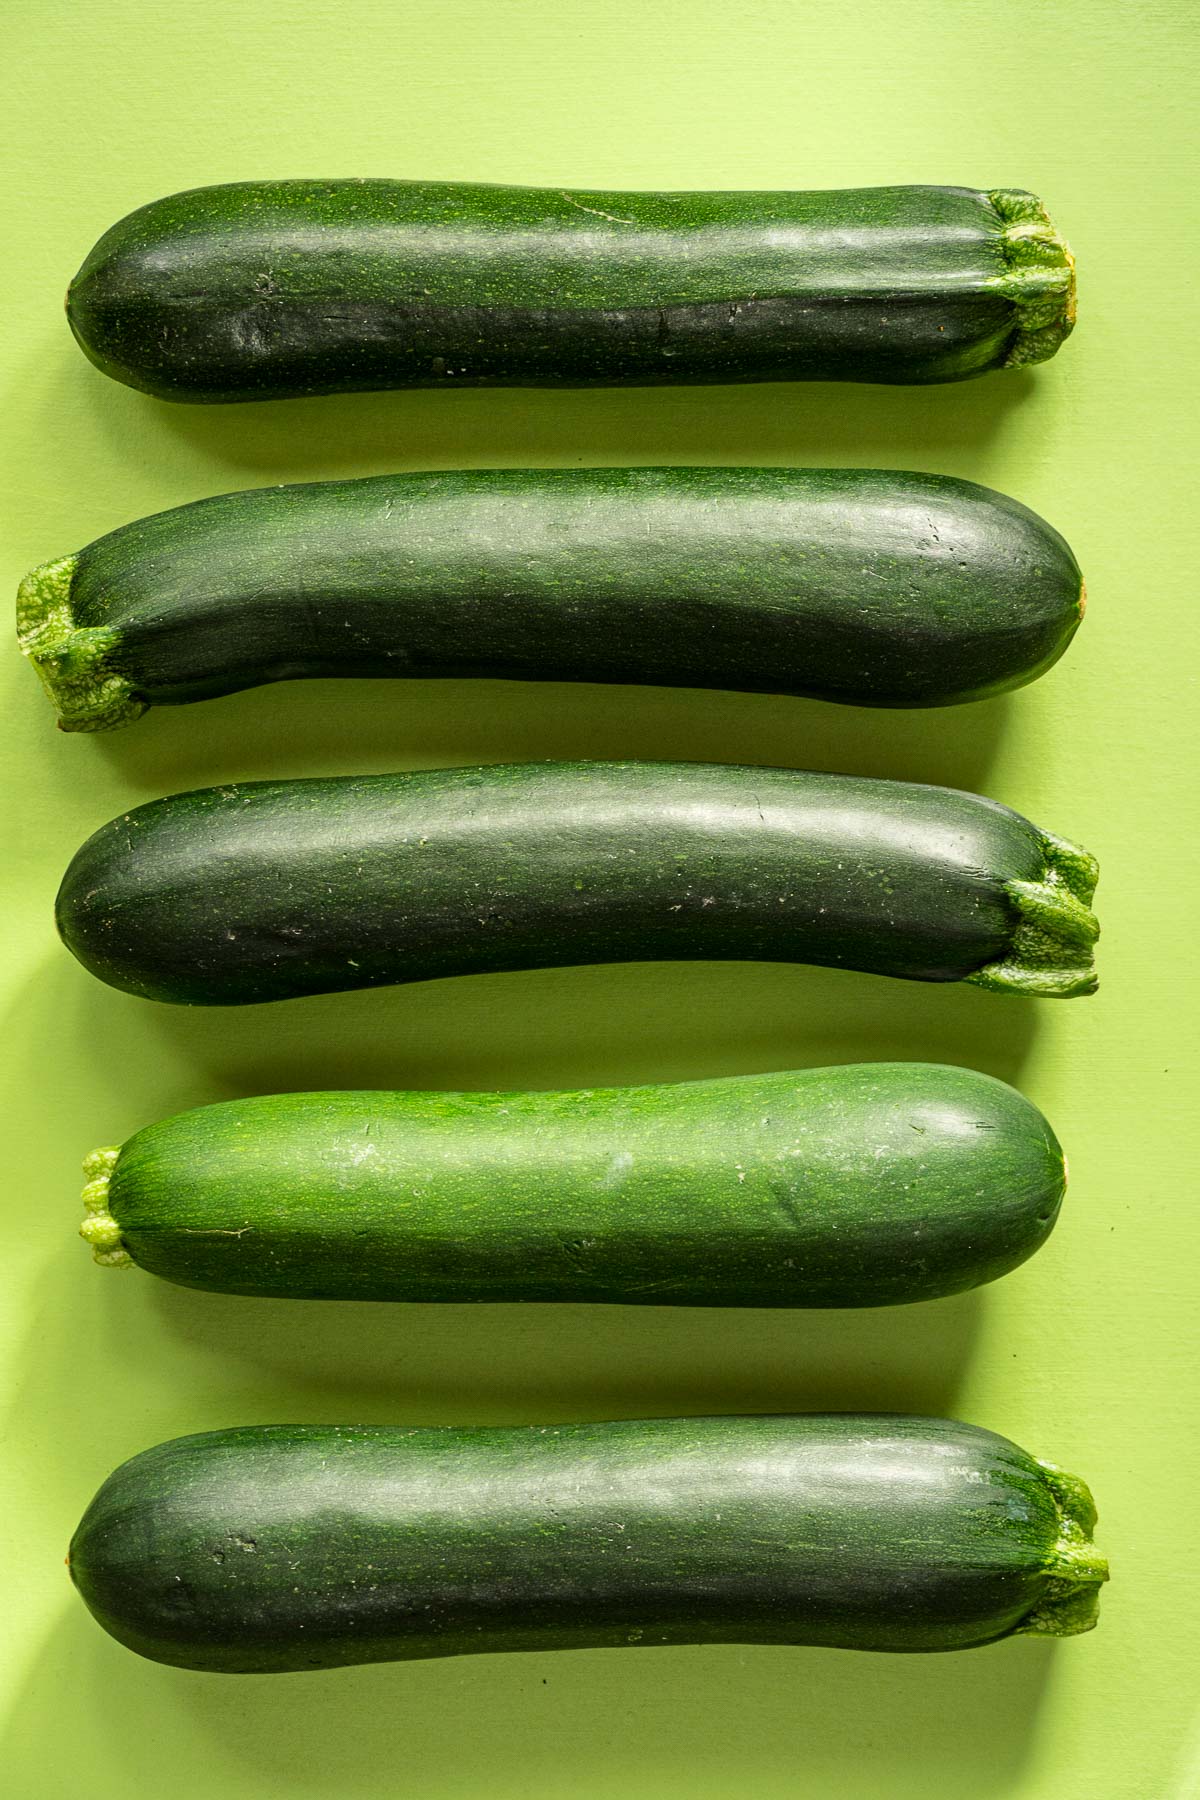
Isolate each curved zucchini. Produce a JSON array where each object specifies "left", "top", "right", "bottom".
[
  {"left": 66, "top": 180, "right": 1075, "bottom": 402},
  {"left": 78, "top": 1062, "right": 1066, "bottom": 1305},
  {"left": 17, "top": 466, "right": 1084, "bottom": 734},
  {"left": 69, "top": 1415, "right": 1108, "bottom": 1671},
  {"left": 56, "top": 762, "right": 1100, "bottom": 1005}
]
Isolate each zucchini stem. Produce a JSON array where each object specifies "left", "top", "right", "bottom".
[
  {"left": 1021, "top": 1460, "right": 1109, "bottom": 1636},
  {"left": 968, "top": 829, "right": 1099, "bottom": 998},
  {"left": 79, "top": 1147, "right": 132, "bottom": 1267},
  {"left": 16, "top": 554, "right": 146, "bottom": 732},
  {"left": 989, "top": 190, "right": 1077, "bottom": 368}
]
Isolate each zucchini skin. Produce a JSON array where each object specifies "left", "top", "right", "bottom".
[
  {"left": 17, "top": 467, "right": 1084, "bottom": 733},
  {"left": 66, "top": 181, "right": 1075, "bottom": 402},
  {"left": 55, "top": 761, "right": 1100, "bottom": 1005},
  {"left": 80, "top": 1063, "right": 1065, "bottom": 1305},
  {"left": 68, "top": 1416, "right": 1107, "bottom": 1672}
]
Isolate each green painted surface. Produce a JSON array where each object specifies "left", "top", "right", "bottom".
[{"left": 1, "top": 0, "right": 1196, "bottom": 1794}]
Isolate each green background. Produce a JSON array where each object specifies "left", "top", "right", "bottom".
[{"left": 2, "top": 2, "right": 1196, "bottom": 1794}]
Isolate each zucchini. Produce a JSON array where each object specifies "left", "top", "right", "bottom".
[
  {"left": 56, "top": 761, "right": 1099, "bottom": 1004},
  {"left": 17, "top": 466, "right": 1084, "bottom": 734},
  {"left": 68, "top": 1415, "right": 1107, "bottom": 1671},
  {"left": 66, "top": 181, "right": 1075, "bottom": 402},
  {"left": 79, "top": 1062, "right": 1065, "bottom": 1305}
]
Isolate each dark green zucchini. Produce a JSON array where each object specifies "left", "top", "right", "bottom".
[
  {"left": 79, "top": 1062, "right": 1066, "bottom": 1305},
  {"left": 69, "top": 1415, "right": 1107, "bottom": 1671},
  {"left": 17, "top": 466, "right": 1084, "bottom": 734},
  {"left": 66, "top": 180, "right": 1075, "bottom": 402},
  {"left": 56, "top": 762, "right": 1099, "bottom": 1005}
]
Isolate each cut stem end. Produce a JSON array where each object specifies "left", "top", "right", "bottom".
[
  {"left": 17, "top": 555, "right": 146, "bottom": 732},
  {"left": 967, "top": 828, "right": 1099, "bottom": 998},
  {"left": 1020, "top": 1460, "right": 1109, "bottom": 1637},
  {"left": 989, "top": 189, "right": 1077, "bottom": 368},
  {"left": 80, "top": 1146, "right": 132, "bottom": 1268}
]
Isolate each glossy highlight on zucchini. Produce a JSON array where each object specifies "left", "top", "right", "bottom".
[
  {"left": 79, "top": 1062, "right": 1066, "bottom": 1305},
  {"left": 66, "top": 180, "right": 1076, "bottom": 402},
  {"left": 68, "top": 1416, "right": 1108, "bottom": 1672},
  {"left": 56, "top": 761, "right": 1100, "bottom": 1005},
  {"left": 17, "top": 466, "right": 1085, "bottom": 734}
]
